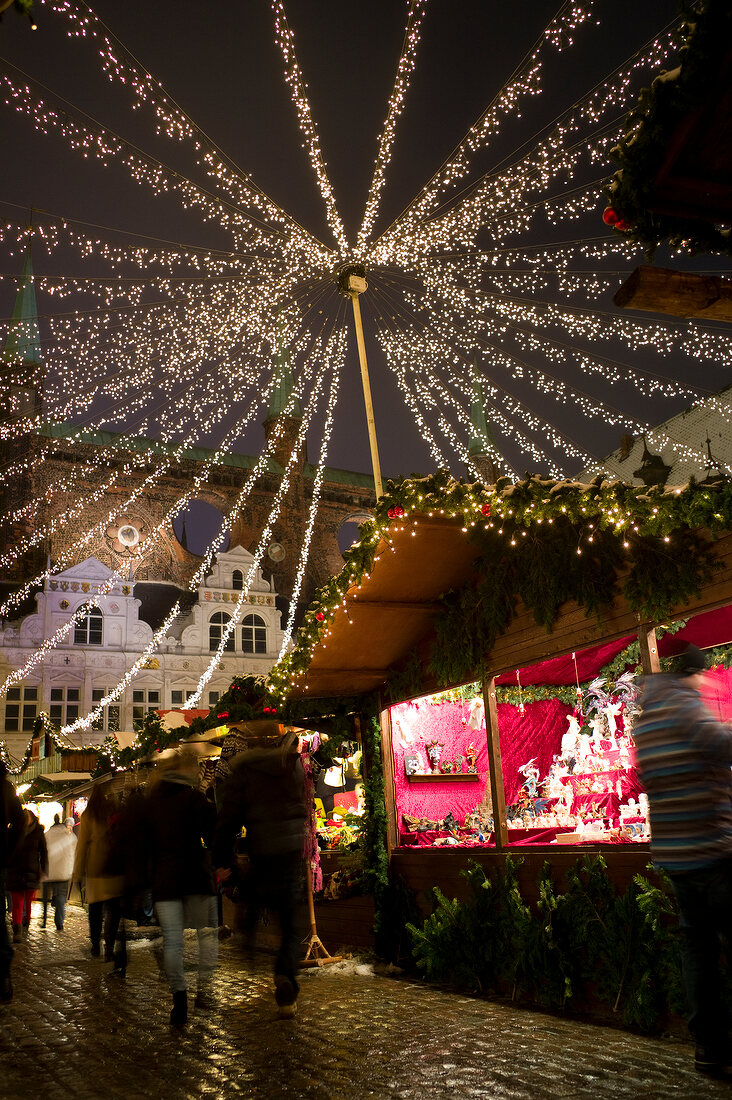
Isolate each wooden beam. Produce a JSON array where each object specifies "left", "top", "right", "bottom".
[
  {"left": 614, "top": 266, "right": 732, "bottom": 323},
  {"left": 378, "top": 704, "right": 400, "bottom": 854},
  {"left": 309, "top": 667, "right": 390, "bottom": 678},
  {"left": 638, "top": 624, "right": 661, "bottom": 676},
  {"left": 349, "top": 600, "right": 441, "bottom": 613},
  {"left": 483, "top": 677, "right": 508, "bottom": 850}
]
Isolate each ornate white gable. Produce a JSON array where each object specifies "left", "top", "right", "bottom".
[
  {"left": 46, "top": 556, "right": 126, "bottom": 590},
  {"left": 203, "top": 545, "right": 271, "bottom": 594}
]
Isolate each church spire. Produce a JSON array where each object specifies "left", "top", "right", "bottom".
[
  {"left": 265, "top": 340, "right": 301, "bottom": 424},
  {"left": 3, "top": 244, "right": 42, "bottom": 369}
]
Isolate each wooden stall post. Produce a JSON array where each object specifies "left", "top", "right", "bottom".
[
  {"left": 638, "top": 624, "right": 661, "bottom": 676},
  {"left": 483, "top": 677, "right": 509, "bottom": 849},
  {"left": 378, "top": 702, "right": 400, "bottom": 854}
]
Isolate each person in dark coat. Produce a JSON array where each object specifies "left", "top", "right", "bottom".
[
  {"left": 0, "top": 761, "right": 25, "bottom": 999},
  {"left": 143, "top": 749, "right": 218, "bottom": 1025},
  {"left": 7, "top": 807, "right": 48, "bottom": 943},
  {"left": 213, "top": 726, "right": 307, "bottom": 1018}
]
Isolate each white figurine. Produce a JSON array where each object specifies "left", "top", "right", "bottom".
[
  {"left": 562, "top": 713, "right": 581, "bottom": 748},
  {"left": 467, "top": 697, "right": 485, "bottom": 731},
  {"left": 589, "top": 714, "right": 606, "bottom": 749},
  {"left": 603, "top": 700, "right": 623, "bottom": 742}
]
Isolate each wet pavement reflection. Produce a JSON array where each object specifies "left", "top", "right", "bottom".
[{"left": 0, "top": 900, "right": 729, "bottom": 1099}]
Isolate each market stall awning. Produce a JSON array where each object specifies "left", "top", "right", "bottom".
[
  {"left": 291, "top": 515, "right": 732, "bottom": 702},
  {"left": 293, "top": 516, "right": 481, "bottom": 698}
]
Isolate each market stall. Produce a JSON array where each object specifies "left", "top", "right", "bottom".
[{"left": 271, "top": 474, "right": 732, "bottom": 908}]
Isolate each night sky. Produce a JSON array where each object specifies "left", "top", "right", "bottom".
[{"left": 2, "top": 0, "right": 726, "bottom": 484}]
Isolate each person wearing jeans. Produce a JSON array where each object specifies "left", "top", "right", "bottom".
[
  {"left": 142, "top": 750, "right": 218, "bottom": 1025},
  {"left": 155, "top": 895, "right": 218, "bottom": 1000},
  {"left": 42, "top": 815, "right": 77, "bottom": 931}
]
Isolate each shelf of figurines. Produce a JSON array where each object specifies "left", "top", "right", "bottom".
[{"left": 406, "top": 772, "right": 480, "bottom": 783}]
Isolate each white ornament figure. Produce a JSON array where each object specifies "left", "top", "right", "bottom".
[
  {"left": 561, "top": 714, "right": 581, "bottom": 762},
  {"left": 467, "top": 697, "right": 485, "bottom": 731},
  {"left": 589, "top": 714, "right": 606, "bottom": 750},
  {"left": 603, "top": 700, "right": 623, "bottom": 742}
]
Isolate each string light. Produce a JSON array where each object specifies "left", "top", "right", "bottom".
[{"left": 0, "top": 0, "right": 729, "bottom": 738}]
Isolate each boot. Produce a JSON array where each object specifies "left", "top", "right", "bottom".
[
  {"left": 170, "top": 990, "right": 188, "bottom": 1026},
  {"left": 12, "top": 925, "right": 22, "bottom": 944}
]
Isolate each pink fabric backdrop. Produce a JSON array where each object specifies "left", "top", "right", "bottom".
[
  {"left": 391, "top": 700, "right": 488, "bottom": 823},
  {"left": 498, "top": 698, "right": 572, "bottom": 803},
  {"left": 494, "top": 638, "right": 634, "bottom": 687},
  {"left": 701, "top": 665, "right": 732, "bottom": 723}
]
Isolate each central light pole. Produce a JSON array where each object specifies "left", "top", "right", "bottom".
[{"left": 337, "top": 262, "right": 383, "bottom": 500}]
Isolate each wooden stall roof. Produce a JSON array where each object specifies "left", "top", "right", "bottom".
[
  {"left": 293, "top": 516, "right": 481, "bottom": 698},
  {"left": 291, "top": 516, "right": 732, "bottom": 702}
]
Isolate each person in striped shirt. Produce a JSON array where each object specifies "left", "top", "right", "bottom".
[{"left": 634, "top": 643, "right": 732, "bottom": 1077}]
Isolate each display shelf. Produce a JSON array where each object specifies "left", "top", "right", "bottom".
[{"left": 406, "top": 772, "right": 480, "bottom": 783}]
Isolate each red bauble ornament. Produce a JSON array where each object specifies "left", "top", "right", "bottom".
[
  {"left": 481, "top": 503, "right": 491, "bottom": 516},
  {"left": 602, "top": 206, "right": 619, "bottom": 226},
  {"left": 387, "top": 506, "right": 404, "bottom": 518},
  {"left": 614, "top": 218, "right": 631, "bottom": 232},
  {"left": 218, "top": 711, "right": 229, "bottom": 719},
  {"left": 315, "top": 611, "right": 325, "bottom": 622}
]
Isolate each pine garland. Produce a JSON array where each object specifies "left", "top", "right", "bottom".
[{"left": 273, "top": 473, "right": 732, "bottom": 701}]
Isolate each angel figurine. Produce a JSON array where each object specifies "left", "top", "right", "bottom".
[
  {"left": 518, "top": 758, "right": 540, "bottom": 799},
  {"left": 603, "top": 699, "right": 623, "bottom": 741}
]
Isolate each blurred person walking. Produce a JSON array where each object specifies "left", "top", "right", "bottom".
[
  {"left": 41, "top": 814, "right": 77, "bottom": 931},
  {"left": 213, "top": 726, "right": 307, "bottom": 1019},
  {"left": 0, "top": 760, "right": 24, "bottom": 999},
  {"left": 72, "top": 784, "right": 123, "bottom": 959},
  {"left": 7, "top": 807, "right": 47, "bottom": 943},
  {"left": 142, "top": 750, "right": 218, "bottom": 1026},
  {"left": 635, "top": 643, "right": 732, "bottom": 1078}
]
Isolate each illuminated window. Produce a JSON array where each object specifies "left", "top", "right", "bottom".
[
  {"left": 74, "top": 605, "right": 103, "bottom": 645},
  {"left": 50, "top": 686, "right": 80, "bottom": 726},
  {"left": 209, "top": 612, "right": 235, "bottom": 652},
  {"left": 91, "top": 688, "right": 120, "bottom": 734},
  {"left": 242, "top": 614, "right": 267, "bottom": 655},
  {"left": 132, "top": 688, "right": 160, "bottom": 727},
  {"left": 5, "top": 685, "right": 38, "bottom": 732}
]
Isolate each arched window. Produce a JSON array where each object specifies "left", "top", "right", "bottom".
[
  {"left": 232, "top": 570, "right": 243, "bottom": 591},
  {"left": 209, "top": 611, "right": 235, "bottom": 652},
  {"left": 242, "top": 613, "right": 267, "bottom": 655},
  {"left": 74, "top": 605, "right": 103, "bottom": 645}
]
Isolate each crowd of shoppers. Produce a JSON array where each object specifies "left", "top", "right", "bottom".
[{"left": 2, "top": 727, "right": 308, "bottom": 1025}]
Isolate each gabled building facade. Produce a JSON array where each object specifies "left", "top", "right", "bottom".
[{"left": 0, "top": 545, "right": 286, "bottom": 766}]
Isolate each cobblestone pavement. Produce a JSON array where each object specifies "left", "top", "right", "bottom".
[{"left": 1, "top": 900, "right": 731, "bottom": 1100}]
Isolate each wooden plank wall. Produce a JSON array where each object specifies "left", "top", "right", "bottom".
[{"left": 391, "top": 846, "right": 653, "bottom": 914}]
